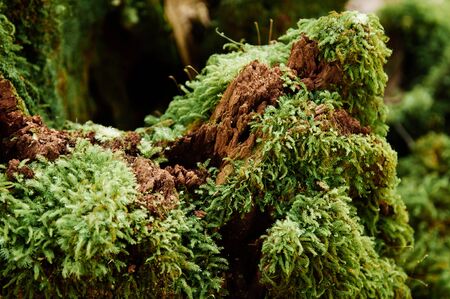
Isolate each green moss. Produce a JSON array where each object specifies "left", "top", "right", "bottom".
[
  {"left": 201, "top": 90, "right": 412, "bottom": 258},
  {"left": 0, "top": 141, "right": 226, "bottom": 298},
  {"left": 150, "top": 11, "right": 412, "bottom": 297},
  {"left": 289, "top": 12, "right": 391, "bottom": 135},
  {"left": 142, "top": 40, "right": 291, "bottom": 141},
  {"left": 260, "top": 188, "right": 410, "bottom": 298},
  {"left": 134, "top": 208, "right": 227, "bottom": 298},
  {"left": 0, "top": 141, "right": 145, "bottom": 296},
  {"left": 0, "top": 10, "right": 417, "bottom": 298},
  {"left": 66, "top": 120, "right": 124, "bottom": 142},
  {"left": 145, "top": 11, "right": 392, "bottom": 142}
]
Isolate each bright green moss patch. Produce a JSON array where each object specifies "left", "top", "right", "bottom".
[
  {"left": 0, "top": 141, "right": 226, "bottom": 298},
  {"left": 260, "top": 188, "right": 410, "bottom": 298},
  {"left": 0, "top": 141, "right": 144, "bottom": 295},
  {"left": 291, "top": 12, "right": 391, "bottom": 135},
  {"left": 142, "top": 11, "right": 413, "bottom": 297}
]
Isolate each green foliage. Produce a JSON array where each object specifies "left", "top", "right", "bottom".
[
  {"left": 379, "top": 2, "right": 450, "bottom": 297},
  {"left": 143, "top": 40, "right": 291, "bottom": 141},
  {"left": 285, "top": 11, "right": 392, "bottom": 135},
  {"left": 0, "top": 141, "right": 146, "bottom": 297},
  {"left": 381, "top": 0, "right": 450, "bottom": 144},
  {"left": 66, "top": 120, "right": 124, "bottom": 142},
  {"left": 133, "top": 208, "right": 227, "bottom": 299},
  {"left": 0, "top": 1, "right": 113, "bottom": 126},
  {"left": 260, "top": 188, "right": 410, "bottom": 298},
  {"left": 0, "top": 0, "right": 181, "bottom": 128},
  {"left": 0, "top": 141, "right": 226, "bottom": 298},
  {"left": 0, "top": 9, "right": 417, "bottom": 298},
  {"left": 387, "top": 86, "right": 434, "bottom": 125},
  {"left": 397, "top": 133, "right": 450, "bottom": 298},
  {"left": 145, "top": 11, "right": 392, "bottom": 142},
  {"left": 380, "top": 0, "right": 450, "bottom": 89},
  {"left": 201, "top": 90, "right": 412, "bottom": 259},
  {"left": 386, "top": 46, "right": 450, "bottom": 139},
  {"left": 157, "top": 12, "right": 413, "bottom": 297}
]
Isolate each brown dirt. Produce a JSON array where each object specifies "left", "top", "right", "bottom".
[
  {"left": 331, "top": 109, "right": 371, "bottom": 135},
  {"left": 379, "top": 200, "right": 392, "bottom": 216},
  {"left": 1, "top": 76, "right": 180, "bottom": 216},
  {"left": 165, "top": 164, "right": 207, "bottom": 190},
  {"left": 128, "top": 156, "right": 179, "bottom": 217},
  {"left": 6, "top": 159, "right": 34, "bottom": 180},
  {"left": 165, "top": 35, "right": 348, "bottom": 172},
  {"left": 165, "top": 60, "right": 284, "bottom": 169},
  {"left": 287, "top": 35, "right": 343, "bottom": 90},
  {"left": 0, "top": 77, "right": 71, "bottom": 161},
  {"left": 314, "top": 104, "right": 371, "bottom": 135},
  {"left": 101, "top": 131, "right": 142, "bottom": 156}
]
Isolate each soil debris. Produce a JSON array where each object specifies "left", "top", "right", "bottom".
[
  {"left": 129, "top": 156, "right": 179, "bottom": 217},
  {"left": 165, "top": 60, "right": 284, "bottom": 168},
  {"left": 287, "top": 35, "right": 343, "bottom": 90},
  {"left": 165, "top": 35, "right": 347, "bottom": 170},
  {"left": 194, "top": 210, "right": 207, "bottom": 218},
  {"left": 331, "top": 109, "right": 371, "bottom": 135},
  {"left": 6, "top": 159, "right": 34, "bottom": 180},
  {"left": 314, "top": 104, "right": 371, "bottom": 135},
  {"left": 0, "top": 77, "right": 71, "bottom": 161},
  {"left": 165, "top": 164, "right": 207, "bottom": 190},
  {"left": 103, "top": 131, "right": 142, "bottom": 156}
]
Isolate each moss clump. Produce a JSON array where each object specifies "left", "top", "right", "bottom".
[
  {"left": 260, "top": 189, "right": 409, "bottom": 298},
  {"left": 0, "top": 141, "right": 226, "bottom": 298},
  {"left": 0, "top": 141, "right": 145, "bottom": 296},
  {"left": 1, "top": 10, "right": 414, "bottom": 298},
  {"left": 143, "top": 11, "right": 412, "bottom": 297},
  {"left": 146, "top": 11, "right": 392, "bottom": 141},
  {"left": 288, "top": 12, "right": 391, "bottom": 135}
]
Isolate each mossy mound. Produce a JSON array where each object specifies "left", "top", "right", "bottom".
[
  {"left": 142, "top": 11, "right": 412, "bottom": 297},
  {"left": 1, "top": 11, "right": 414, "bottom": 298}
]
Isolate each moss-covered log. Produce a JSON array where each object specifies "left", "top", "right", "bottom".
[{"left": 0, "top": 10, "right": 415, "bottom": 298}]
